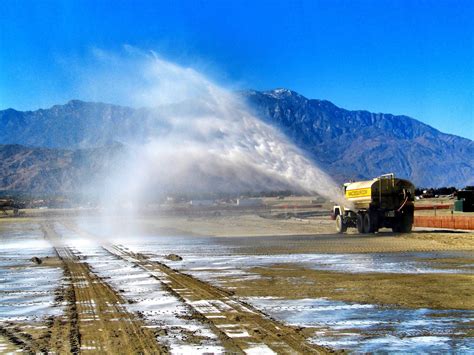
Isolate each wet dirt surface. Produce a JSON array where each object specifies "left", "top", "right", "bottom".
[
  {"left": 60, "top": 222, "right": 331, "bottom": 354},
  {"left": 221, "top": 263, "right": 474, "bottom": 309},
  {"left": 0, "top": 221, "right": 166, "bottom": 354},
  {"left": 43, "top": 223, "right": 166, "bottom": 354},
  {"left": 0, "top": 222, "right": 66, "bottom": 353},
  {"left": 1, "top": 214, "right": 473, "bottom": 353},
  {"left": 243, "top": 297, "right": 474, "bottom": 353}
]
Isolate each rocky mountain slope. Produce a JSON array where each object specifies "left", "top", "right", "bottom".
[
  {"left": 0, "top": 143, "right": 125, "bottom": 193},
  {"left": 242, "top": 89, "right": 473, "bottom": 187},
  {"left": 0, "top": 89, "right": 472, "bottom": 191},
  {"left": 0, "top": 100, "right": 162, "bottom": 149}
]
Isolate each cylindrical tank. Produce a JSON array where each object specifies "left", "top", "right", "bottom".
[
  {"left": 344, "top": 174, "right": 415, "bottom": 210},
  {"left": 336, "top": 173, "right": 416, "bottom": 234}
]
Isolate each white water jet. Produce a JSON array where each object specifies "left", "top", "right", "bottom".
[{"left": 81, "top": 50, "right": 347, "bottom": 209}]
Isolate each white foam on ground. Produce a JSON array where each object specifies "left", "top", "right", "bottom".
[
  {"left": 244, "top": 344, "right": 277, "bottom": 355},
  {"left": 167, "top": 253, "right": 471, "bottom": 278},
  {"left": 169, "top": 344, "right": 225, "bottom": 355},
  {"left": 96, "top": 236, "right": 472, "bottom": 299},
  {"left": 243, "top": 297, "right": 474, "bottom": 353},
  {"left": 215, "top": 324, "right": 250, "bottom": 338},
  {"left": 0, "top": 223, "right": 64, "bottom": 322},
  {"left": 61, "top": 223, "right": 474, "bottom": 353},
  {"left": 56, "top": 225, "right": 225, "bottom": 354}
]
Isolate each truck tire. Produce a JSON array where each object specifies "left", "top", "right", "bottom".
[
  {"left": 363, "top": 213, "right": 375, "bottom": 233},
  {"left": 336, "top": 214, "right": 347, "bottom": 233},
  {"left": 356, "top": 213, "right": 364, "bottom": 233},
  {"left": 399, "top": 213, "right": 413, "bottom": 233}
]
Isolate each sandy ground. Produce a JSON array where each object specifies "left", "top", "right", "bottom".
[
  {"left": 0, "top": 209, "right": 473, "bottom": 353},
  {"left": 127, "top": 213, "right": 474, "bottom": 311},
  {"left": 223, "top": 264, "right": 474, "bottom": 310},
  {"left": 130, "top": 213, "right": 474, "bottom": 253}
]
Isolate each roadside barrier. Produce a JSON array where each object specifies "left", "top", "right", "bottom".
[
  {"left": 414, "top": 204, "right": 451, "bottom": 211},
  {"left": 414, "top": 216, "right": 474, "bottom": 230}
]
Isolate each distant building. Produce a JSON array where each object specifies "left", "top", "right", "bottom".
[
  {"left": 236, "top": 198, "right": 263, "bottom": 207},
  {"left": 190, "top": 200, "right": 215, "bottom": 207}
]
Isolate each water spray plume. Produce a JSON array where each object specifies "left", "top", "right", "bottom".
[{"left": 83, "top": 50, "right": 348, "bottom": 208}]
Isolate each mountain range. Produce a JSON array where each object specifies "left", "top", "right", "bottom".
[
  {"left": 0, "top": 89, "right": 472, "bottom": 193},
  {"left": 242, "top": 89, "right": 473, "bottom": 187}
]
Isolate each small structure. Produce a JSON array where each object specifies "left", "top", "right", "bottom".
[
  {"left": 237, "top": 198, "right": 263, "bottom": 207},
  {"left": 0, "top": 198, "right": 21, "bottom": 216},
  {"left": 455, "top": 187, "right": 474, "bottom": 212},
  {"left": 189, "top": 200, "right": 214, "bottom": 207}
]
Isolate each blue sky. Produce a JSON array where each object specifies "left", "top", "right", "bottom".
[{"left": 0, "top": 0, "right": 473, "bottom": 139}]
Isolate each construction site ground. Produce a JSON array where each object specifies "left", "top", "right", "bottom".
[{"left": 0, "top": 203, "right": 473, "bottom": 353}]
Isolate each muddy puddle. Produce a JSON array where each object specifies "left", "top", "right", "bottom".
[
  {"left": 107, "top": 234, "right": 472, "bottom": 290},
  {"left": 77, "top": 221, "right": 473, "bottom": 274},
  {"left": 245, "top": 297, "right": 474, "bottom": 353},
  {"left": 158, "top": 251, "right": 473, "bottom": 286}
]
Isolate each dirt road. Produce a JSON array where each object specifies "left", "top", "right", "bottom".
[
  {"left": 63, "top": 220, "right": 332, "bottom": 353},
  {"left": 106, "top": 244, "right": 332, "bottom": 354},
  {"left": 2, "top": 214, "right": 472, "bottom": 353},
  {"left": 41, "top": 223, "right": 166, "bottom": 354},
  {"left": 40, "top": 221, "right": 335, "bottom": 354}
]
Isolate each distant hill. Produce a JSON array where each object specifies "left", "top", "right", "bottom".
[
  {"left": 0, "top": 100, "right": 162, "bottom": 149},
  {"left": 0, "top": 89, "right": 472, "bottom": 191},
  {"left": 243, "top": 89, "right": 473, "bottom": 187},
  {"left": 0, "top": 143, "right": 125, "bottom": 193}
]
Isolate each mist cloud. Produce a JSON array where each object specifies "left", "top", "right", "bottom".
[{"left": 78, "top": 48, "right": 347, "bottom": 206}]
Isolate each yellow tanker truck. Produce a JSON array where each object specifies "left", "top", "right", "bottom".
[{"left": 333, "top": 173, "right": 415, "bottom": 234}]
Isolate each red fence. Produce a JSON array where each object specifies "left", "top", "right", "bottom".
[
  {"left": 414, "top": 216, "right": 474, "bottom": 230},
  {"left": 414, "top": 204, "right": 451, "bottom": 211}
]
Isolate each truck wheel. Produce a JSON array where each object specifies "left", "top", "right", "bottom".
[
  {"left": 392, "top": 221, "right": 401, "bottom": 233},
  {"left": 363, "top": 213, "right": 375, "bottom": 233},
  {"left": 356, "top": 214, "right": 364, "bottom": 233},
  {"left": 399, "top": 213, "right": 413, "bottom": 233},
  {"left": 336, "top": 214, "right": 347, "bottom": 233}
]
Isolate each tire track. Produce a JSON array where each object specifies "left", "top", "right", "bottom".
[
  {"left": 0, "top": 323, "right": 46, "bottom": 353},
  {"left": 41, "top": 223, "right": 166, "bottom": 354},
  {"left": 62, "top": 220, "right": 338, "bottom": 354},
  {"left": 105, "top": 244, "right": 333, "bottom": 354}
]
